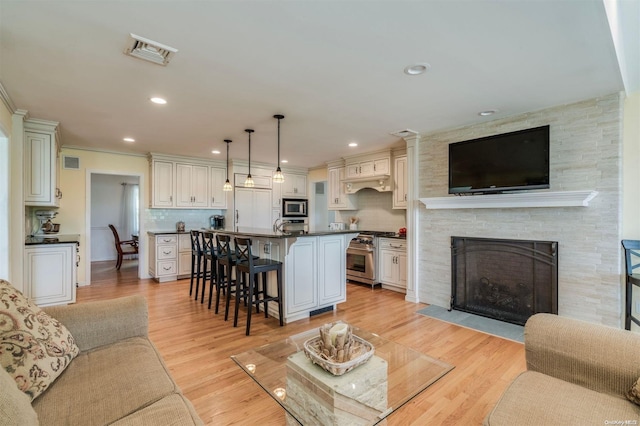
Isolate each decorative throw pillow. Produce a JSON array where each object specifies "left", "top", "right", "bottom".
[
  {"left": 0, "top": 279, "right": 79, "bottom": 401},
  {"left": 629, "top": 377, "right": 640, "bottom": 406}
]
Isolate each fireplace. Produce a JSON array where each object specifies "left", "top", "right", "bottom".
[{"left": 450, "top": 237, "right": 558, "bottom": 326}]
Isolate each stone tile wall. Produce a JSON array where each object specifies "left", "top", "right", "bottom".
[{"left": 418, "top": 93, "right": 623, "bottom": 326}]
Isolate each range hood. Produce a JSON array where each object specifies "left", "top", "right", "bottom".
[{"left": 342, "top": 175, "right": 391, "bottom": 193}]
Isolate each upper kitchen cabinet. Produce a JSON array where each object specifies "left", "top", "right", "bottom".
[
  {"left": 176, "top": 163, "right": 208, "bottom": 208},
  {"left": 345, "top": 150, "right": 391, "bottom": 179},
  {"left": 149, "top": 153, "right": 227, "bottom": 209},
  {"left": 281, "top": 172, "right": 307, "bottom": 198},
  {"left": 327, "top": 161, "right": 357, "bottom": 211},
  {"left": 24, "top": 119, "right": 61, "bottom": 207},
  {"left": 209, "top": 166, "right": 228, "bottom": 209},
  {"left": 393, "top": 153, "right": 407, "bottom": 209}
]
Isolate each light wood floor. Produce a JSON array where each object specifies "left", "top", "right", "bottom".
[{"left": 82, "top": 260, "right": 525, "bottom": 425}]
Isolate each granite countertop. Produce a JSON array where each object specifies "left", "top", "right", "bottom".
[
  {"left": 26, "top": 234, "right": 80, "bottom": 245},
  {"left": 211, "top": 228, "right": 359, "bottom": 239}
]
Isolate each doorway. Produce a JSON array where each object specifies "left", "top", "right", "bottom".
[{"left": 85, "top": 170, "right": 143, "bottom": 285}]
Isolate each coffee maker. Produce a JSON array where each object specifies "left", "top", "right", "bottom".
[{"left": 210, "top": 215, "right": 225, "bottom": 230}]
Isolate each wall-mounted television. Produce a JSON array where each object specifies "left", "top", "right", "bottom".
[{"left": 448, "top": 125, "right": 550, "bottom": 195}]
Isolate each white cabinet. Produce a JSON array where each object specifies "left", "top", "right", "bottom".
[
  {"left": 149, "top": 154, "right": 228, "bottom": 209},
  {"left": 24, "top": 243, "right": 77, "bottom": 306},
  {"left": 393, "top": 155, "right": 408, "bottom": 209},
  {"left": 272, "top": 179, "right": 282, "bottom": 209},
  {"left": 284, "top": 234, "right": 350, "bottom": 321},
  {"left": 285, "top": 237, "right": 318, "bottom": 315},
  {"left": 235, "top": 188, "right": 272, "bottom": 229},
  {"left": 176, "top": 163, "right": 209, "bottom": 208},
  {"left": 209, "top": 167, "right": 228, "bottom": 209},
  {"left": 346, "top": 157, "right": 390, "bottom": 179},
  {"left": 24, "top": 119, "right": 61, "bottom": 207},
  {"left": 317, "top": 235, "right": 346, "bottom": 305},
  {"left": 328, "top": 167, "right": 357, "bottom": 210},
  {"left": 177, "top": 233, "right": 192, "bottom": 278},
  {"left": 282, "top": 173, "right": 307, "bottom": 198},
  {"left": 151, "top": 160, "right": 175, "bottom": 208},
  {"left": 378, "top": 238, "right": 407, "bottom": 292},
  {"left": 149, "top": 234, "right": 178, "bottom": 282}
]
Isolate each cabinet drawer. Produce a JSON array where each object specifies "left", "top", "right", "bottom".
[
  {"left": 379, "top": 238, "right": 406, "bottom": 250},
  {"left": 156, "top": 235, "right": 177, "bottom": 244},
  {"left": 157, "top": 260, "right": 177, "bottom": 276},
  {"left": 157, "top": 245, "right": 177, "bottom": 260}
]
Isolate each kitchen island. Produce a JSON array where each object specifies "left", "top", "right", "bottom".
[{"left": 215, "top": 228, "right": 358, "bottom": 323}]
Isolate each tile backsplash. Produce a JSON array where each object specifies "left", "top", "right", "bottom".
[
  {"left": 144, "top": 208, "right": 224, "bottom": 231},
  {"left": 335, "top": 189, "right": 406, "bottom": 232}
]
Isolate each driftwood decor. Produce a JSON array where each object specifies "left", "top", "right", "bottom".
[{"left": 303, "top": 322, "right": 374, "bottom": 375}]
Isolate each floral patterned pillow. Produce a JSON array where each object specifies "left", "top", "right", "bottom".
[
  {"left": 629, "top": 377, "right": 640, "bottom": 406},
  {"left": 0, "top": 279, "right": 79, "bottom": 401}
]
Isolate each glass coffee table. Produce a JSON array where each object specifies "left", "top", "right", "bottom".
[{"left": 231, "top": 325, "right": 454, "bottom": 425}]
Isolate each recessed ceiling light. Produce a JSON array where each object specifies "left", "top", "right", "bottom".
[
  {"left": 348, "top": 142, "right": 358, "bottom": 147},
  {"left": 281, "top": 159, "right": 288, "bottom": 163},
  {"left": 404, "top": 63, "right": 431, "bottom": 75},
  {"left": 150, "top": 97, "right": 167, "bottom": 104},
  {"left": 123, "top": 137, "right": 135, "bottom": 142},
  {"left": 211, "top": 150, "right": 221, "bottom": 154},
  {"left": 479, "top": 110, "right": 498, "bottom": 116}
]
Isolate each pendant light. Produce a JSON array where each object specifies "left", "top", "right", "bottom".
[
  {"left": 244, "top": 129, "right": 255, "bottom": 188},
  {"left": 222, "top": 139, "right": 233, "bottom": 191},
  {"left": 273, "top": 114, "right": 285, "bottom": 183}
]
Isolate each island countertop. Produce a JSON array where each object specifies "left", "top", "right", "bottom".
[{"left": 147, "top": 228, "right": 359, "bottom": 239}]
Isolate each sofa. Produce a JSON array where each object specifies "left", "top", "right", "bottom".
[
  {"left": 0, "top": 286, "right": 203, "bottom": 426},
  {"left": 484, "top": 313, "right": 640, "bottom": 425}
]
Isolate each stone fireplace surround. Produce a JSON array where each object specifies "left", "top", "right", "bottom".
[{"left": 417, "top": 93, "right": 623, "bottom": 327}]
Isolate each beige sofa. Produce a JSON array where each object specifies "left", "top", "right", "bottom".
[
  {"left": 1, "top": 295, "right": 203, "bottom": 426},
  {"left": 484, "top": 313, "right": 640, "bottom": 425}
]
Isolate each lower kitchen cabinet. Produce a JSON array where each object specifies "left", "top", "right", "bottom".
[
  {"left": 24, "top": 243, "right": 78, "bottom": 306},
  {"left": 177, "top": 233, "right": 192, "bottom": 278},
  {"left": 378, "top": 238, "right": 407, "bottom": 292},
  {"left": 149, "top": 234, "right": 178, "bottom": 282}
]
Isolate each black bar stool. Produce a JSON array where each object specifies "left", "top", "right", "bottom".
[
  {"left": 189, "top": 230, "right": 205, "bottom": 299},
  {"left": 233, "top": 237, "right": 284, "bottom": 336},
  {"left": 216, "top": 234, "right": 237, "bottom": 318},
  {"left": 201, "top": 231, "right": 218, "bottom": 306}
]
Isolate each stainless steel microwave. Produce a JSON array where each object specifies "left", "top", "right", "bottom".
[{"left": 282, "top": 198, "right": 308, "bottom": 217}]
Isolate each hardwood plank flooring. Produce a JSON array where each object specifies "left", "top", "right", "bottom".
[{"left": 82, "top": 261, "right": 525, "bottom": 425}]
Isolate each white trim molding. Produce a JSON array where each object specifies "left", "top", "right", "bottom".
[{"left": 420, "top": 190, "right": 598, "bottom": 210}]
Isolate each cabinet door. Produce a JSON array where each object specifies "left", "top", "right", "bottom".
[
  {"left": 359, "top": 161, "right": 374, "bottom": 177},
  {"left": 235, "top": 188, "right": 253, "bottom": 228},
  {"left": 282, "top": 174, "right": 307, "bottom": 197},
  {"left": 272, "top": 178, "right": 283, "bottom": 208},
  {"left": 328, "top": 167, "right": 357, "bottom": 210},
  {"left": 374, "top": 158, "right": 390, "bottom": 176},
  {"left": 379, "top": 249, "right": 397, "bottom": 284},
  {"left": 191, "top": 165, "right": 209, "bottom": 207},
  {"left": 24, "top": 244, "right": 76, "bottom": 306},
  {"left": 397, "top": 251, "right": 408, "bottom": 288},
  {"left": 318, "top": 236, "right": 346, "bottom": 304},
  {"left": 345, "top": 164, "right": 360, "bottom": 179},
  {"left": 153, "top": 161, "right": 174, "bottom": 207},
  {"left": 24, "top": 131, "right": 58, "bottom": 206},
  {"left": 175, "top": 164, "right": 193, "bottom": 207},
  {"left": 285, "top": 238, "right": 318, "bottom": 314},
  {"left": 210, "top": 167, "right": 228, "bottom": 209},
  {"left": 252, "top": 189, "right": 272, "bottom": 229},
  {"left": 393, "top": 156, "right": 407, "bottom": 209}
]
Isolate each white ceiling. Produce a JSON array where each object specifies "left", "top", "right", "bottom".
[{"left": 0, "top": 1, "right": 634, "bottom": 169}]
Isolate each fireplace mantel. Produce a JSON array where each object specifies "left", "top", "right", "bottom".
[{"left": 420, "top": 190, "right": 598, "bottom": 210}]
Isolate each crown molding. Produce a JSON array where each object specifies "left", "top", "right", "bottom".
[{"left": 0, "top": 81, "right": 17, "bottom": 113}]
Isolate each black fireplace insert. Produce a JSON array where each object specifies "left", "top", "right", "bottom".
[{"left": 451, "top": 236, "right": 558, "bottom": 326}]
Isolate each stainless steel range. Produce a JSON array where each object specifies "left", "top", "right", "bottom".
[{"left": 346, "top": 231, "right": 396, "bottom": 287}]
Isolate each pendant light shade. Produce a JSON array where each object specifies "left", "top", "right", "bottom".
[
  {"left": 273, "top": 114, "right": 285, "bottom": 184},
  {"left": 223, "top": 139, "right": 233, "bottom": 191},
  {"left": 244, "top": 129, "right": 255, "bottom": 188}
]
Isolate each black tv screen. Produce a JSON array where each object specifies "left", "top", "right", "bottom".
[{"left": 448, "top": 125, "right": 550, "bottom": 194}]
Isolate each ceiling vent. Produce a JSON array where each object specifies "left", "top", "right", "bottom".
[
  {"left": 124, "top": 34, "right": 178, "bottom": 66},
  {"left": 390, "top": 129, "right": 419, "bottom": 138}
]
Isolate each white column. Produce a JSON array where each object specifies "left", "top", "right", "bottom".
[{"left": 404, "top": 134, "right": 420, "bottom": 303}]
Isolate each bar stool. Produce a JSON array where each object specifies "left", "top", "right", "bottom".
[
  {"left": 233, "top": 237, "right": 284, "bottom": 336},
  {"left": 216, "top": 234, "right": 237, "bottom": 318},
  {"left": 201, "top": 231, "right": 218, "bottom": 306},
  {"left": 189, "top": 230, "right": 205, "bottom": 300}
]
